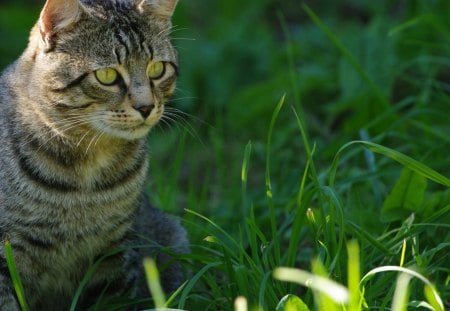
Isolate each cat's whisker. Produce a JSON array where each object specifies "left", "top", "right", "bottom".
[
  {"left": 164, "top": 106, "right": 212, "bottom": 128},
  {"left": 29, "top": 116, "right": 105, "bottom": 151},
  {"left": 157, "top": 118, "right": 172, "bottom": 134},
  {"left": 173, "top": 87, "right": 193, "bottom": 97},
  {"left": 19, "top": 119, "right": 87, "bottom": 151},
  {"left": 171, "top": 37, "right": 196, "bottom": 41},
  {"left": 76, "top": 129, "right": 94, "bottom": 148},
  {"left": 161, "top": 113, "right": 203, "bottom": 145},
  {"left": 163, "top": 113, "right": 197, "bottom": 135},
  {"left": 155, "top": 25, "right": 192, "bottom": 41},
  {"left": 84, "top": 130, "right": 104, "bottom": 156},
  {"left": 92, "top": 131, "right": 106, "bottom": 152},
  {"left": 160, "top": 114, "right": 185, "bottom": 133},
  {"left": 168, "top": 96, "right": 197, "bottom": 103},
  {"left": 167, "top": 25, "right": 189, "bottom": 35}
]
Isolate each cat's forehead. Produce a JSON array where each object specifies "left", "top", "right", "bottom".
[
  {"left": 81, "top": 0, "right": 135, "bottom": 14},
  {"left": 58, "top": 7, "right": 175, "bottom": 67},
  {"left": 105, "top": 19, "right": 175, "bottom": 62}
]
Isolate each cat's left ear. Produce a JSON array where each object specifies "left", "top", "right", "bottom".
[
  {"left": 136, "top": 0, "right": 178, "bottom": 19},
  {"left": 39, "top": 0, "right": 83, "bottom": 50}
]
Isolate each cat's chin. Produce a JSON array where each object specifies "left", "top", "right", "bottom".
[{"left": 101, "top": 124, "right": 153, "bottom": 141}]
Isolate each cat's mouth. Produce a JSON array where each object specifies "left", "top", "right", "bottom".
[
  {"left": 94, "top": 113, "right": 162, "bottom": 140},
  {"left": 97, "top": 122, "right": 152, "bottom": 140}
]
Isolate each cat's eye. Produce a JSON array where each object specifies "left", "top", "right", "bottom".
[
  {"left": 147, "top": 61, "right": 165, "bottom": 80},
  {"left": 95, "top": 68, "right": 119, "bottom": 86}
]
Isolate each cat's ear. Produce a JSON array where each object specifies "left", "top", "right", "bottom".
[
  {"left": 136, "top": 0, "right": 178, "bottom": 19},
  {"left": 39, "top": 0, "right": 83, "bottom": 50}
]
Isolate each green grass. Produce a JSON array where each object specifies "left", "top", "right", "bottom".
[{"left": 1, "top": 0, "right": 449, "bottom": 310}]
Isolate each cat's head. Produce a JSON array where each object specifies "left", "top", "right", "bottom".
[{"left": 25, "top": 0, "right": 178, "bottom": 141}]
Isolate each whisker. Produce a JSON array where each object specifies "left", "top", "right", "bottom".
[
  {"left": 164, "top": 106, "right": 213, "bottom": 128},
  {"left": 24, "top": 116, "right": 106, "bottom": 152},
  {"left": 161, "top": 113, "right": 204, "bottom": 146},
  {"left": 169, "top": 96, "right": 198, "bottom": 103},
  {"left": 76, "top": 129, "right": 94, "bottom": 148},
  {"left": 92, "top": 131, "right": 106, "bottom": 151},
  {"left": 171, "top": 37, "right": 196, "bottom": 41},
  {"left": 85, "top": 130, "right": 104, "bottom": 156}
]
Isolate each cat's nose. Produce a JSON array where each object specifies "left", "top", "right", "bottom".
[{"left": 133, "top": 103, "right": 155, "bottom": 119}]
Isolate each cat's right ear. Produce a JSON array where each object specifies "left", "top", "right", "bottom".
[
  {"left": 39, "top": 0, "right": 82, "bottom": 51},
  {"left": 137, "top": 0, "right": 179, "bottom": 19}
]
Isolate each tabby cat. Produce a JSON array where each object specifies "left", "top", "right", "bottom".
[{"left": 0, "top": 0, "right": 189, "bottom": 309}]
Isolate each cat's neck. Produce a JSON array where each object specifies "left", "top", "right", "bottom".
[{"left": 10, "top": 110, "right": 147, "bottom": 190}]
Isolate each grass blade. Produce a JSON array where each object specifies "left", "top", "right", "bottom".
[
  {"left": 177, "top": 262, "right": 221, "bottom": 309},
  {"left": 241, "top": 140, "right": 252, "bottom": 220},
  {"left": 143, "top": 258, "right": 166, "bottom": 309},
  {"left": 330, "top": 140, "right": 450, "bottom": 187},
  {"left": 273, "top": 267, "right": 349, "bottom": 305},
  {"left": 234, "top": 296, "right": 248, "bottom": 311},
  {"left": 276, "top": 294, "right": 310, "bottom": 311},
  {"left": 360, "top": 266, "right": 444, "bottom": 311},
  {"left": 4, "top": 241, "right": 29, "bottom": 311},
  {"left": 399, "top": 239, "right": 407, "bottom": 267},
  {"left": 346, "top": 240, "right": 361, "bottom": 311},
  {"left": 302, "top": 4, "right": 389, "bottom": 109},
  {"left": 391, "top": 272, "right": 412, "bottom": 311},
  {"left": 266, "top": 95, "right": 285, "bottom": 264},
  {"left": 70, "top": 247, "right": 124, "bottom": 311}
]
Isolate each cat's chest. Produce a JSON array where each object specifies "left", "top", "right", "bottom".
[{"left": 14, "top": 200, "right": 136, "bottom": 288}]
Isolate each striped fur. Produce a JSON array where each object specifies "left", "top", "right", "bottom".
[{"left": 0, "top": 0, "right": 188, "bottom": 310}]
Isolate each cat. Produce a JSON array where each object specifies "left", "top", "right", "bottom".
[{"left": 0, "top": 0, "right": 189, "bottom": 310}]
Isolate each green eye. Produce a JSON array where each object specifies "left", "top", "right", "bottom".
[
  {"left": 95, "top": 68, "right": 119, "bottom": 85},
  {"left": 147, "top": 61, "right": 165, "bottom": 79}
]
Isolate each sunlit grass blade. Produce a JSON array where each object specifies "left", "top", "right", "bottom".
[
  {"left": 424, "top": 284, "right": 445, "bottom": 311},
  {"left": 276, "top": 294, "right": 310, "bottom": 311},
  {"left": 4, "top": 241, "right": 29, "bottom": 311},
  {"left": 241, "top": 140, "right": 252, "bottom": 219},
  {"left": 409, "top": 300, "right": 436, "bottom": 310},
  {"left": 273, "top": 267, "right": 349, "bottom": 305},
  {"left": 311, "top": 258, "right": 342, "bottom": 311},
  {"left": 234, "top": 296, "right": 248, "bottom": 311},
  {"left": 241, "top": 141, "right": 252, "bottom": 186},
  {"left": 360, "top": 266, "right": 444, "bottom": 311},
  {"left": 391, "top": 272, "right": 412, "bottom": 311},
  {"left": 346, "top": 241, "right": 361, "bottom": 311},
  {"left": 399, "top": 239, "right": 407, "bottom": 267},
  {"left": 144, "top": 258, "right": 166, "bottom": 309}
]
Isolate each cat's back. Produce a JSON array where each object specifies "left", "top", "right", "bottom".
[
  {"left": 0, "top": 62, "right": 17, "bottom": 125},
  {"left": 0, "top": 61, "right": 21, "bottom": 199}
]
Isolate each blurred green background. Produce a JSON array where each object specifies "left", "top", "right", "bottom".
[
  {"left": 1, "top": 0, "right": 449, "bottom": 234},
  {"left": 1, "top": 0, "right": 449, "bottom": 309}
]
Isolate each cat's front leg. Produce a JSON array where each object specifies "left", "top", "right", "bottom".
[
  {"left": 0, "top": 271, "right": 20, "bottom": 311},
  {"left": 76, "top": 248, "right": 142, "bottom": 309}
]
